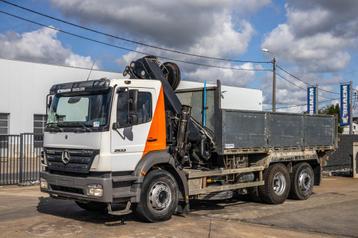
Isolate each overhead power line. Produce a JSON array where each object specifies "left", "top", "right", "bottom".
[
  {"left": 276, "top": 64, "right": 309, "bottom": 85},
  {"left": 276, "top": 72, "right": 307, "bottom": 91},
  {"left": 276, "top": 72, "right": 337, "bottom": 101},
  {"left": 276, "top": 64, "right": 340, "bottom": 95},
  {"left": 276, "top": 97, "right": 340, "bottom": 110},
  {"left": 0, "top": 10, "right": 272, "bottom": 72},
  {"left": 0, "top": 0, "right": 271, "bottom": 64}
]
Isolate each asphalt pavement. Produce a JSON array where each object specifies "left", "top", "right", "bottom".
[{"left": 0, "top": 177, "right": 357, "bottom": 238}]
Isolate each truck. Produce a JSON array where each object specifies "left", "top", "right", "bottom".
[{"left": 40, "top": 56, "right": 337, "bottom": 222}]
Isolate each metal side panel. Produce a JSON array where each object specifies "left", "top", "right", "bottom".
[
  {"left": 221, "top": 110, "right": 267, "bottom": 150},
  {"left": 304, "top": 115, "right": 336, "bottom": 146},
  {"left": 268, "top": 113, "right": 304, "bottom": 148},
  {"left": 218, "top": 109, "right": 336, "bottom": 154}
]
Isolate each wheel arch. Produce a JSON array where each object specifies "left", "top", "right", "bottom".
[{"left": 132, "top": 150, "right": 189, "bottom": 206}]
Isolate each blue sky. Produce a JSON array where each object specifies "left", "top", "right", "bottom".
[{"left": 0, "top": 0, "right": 357, "bottom": 112}]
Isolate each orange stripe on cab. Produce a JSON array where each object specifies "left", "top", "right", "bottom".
[{"left": 143, "top": 87, "right": 166, "bottom": 155}]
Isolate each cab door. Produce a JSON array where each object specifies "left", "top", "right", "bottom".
[{"left": 110, "top": 87, "right": 155, "bottom": 171}]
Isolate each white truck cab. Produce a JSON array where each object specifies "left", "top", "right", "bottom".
[{"left": 41, "top": 78, "right": 171, "bottom": 213}]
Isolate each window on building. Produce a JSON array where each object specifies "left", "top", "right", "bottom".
[
  {"left": 33, "top": 114, "right": 47, "bottom": 134},
  {"left": 0, "top": 113, "right": 9, "bottom": 135}
]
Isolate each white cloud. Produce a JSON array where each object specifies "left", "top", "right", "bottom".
[
  {"left": 52, "top": 0, "right": 269, "bottom": 48},
  {"left": 261, "top": 0, "right": 358, "bottom": 112},
  {"left": 262, "top": 1, "right": 358, "bottom": 72},
  {"left": 188, "top": 18, "right": 254, "bottom": 58},
  {"left": 0, "top": 27, "right": 97, "bottom": 68},
  {"left": 52, "top": 0, "right": 271, "bottom": 86},
  {"left": 185, "top": 62, "right": 256, "bottom": 86}
]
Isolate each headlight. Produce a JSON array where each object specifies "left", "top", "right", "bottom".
[
  {"left": 87, "top": 184, "right": 103, "bottom": 197},
  {"left": 40, "top": 178, "right": 48, "bottom": 189}
]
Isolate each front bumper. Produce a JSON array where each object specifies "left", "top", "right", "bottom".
[{"left": 40, "top": 171, "right": 138, "bottom": 203}]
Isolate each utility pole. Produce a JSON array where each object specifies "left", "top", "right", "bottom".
[
  {"left": 315, "top": 84, "right": 319, "bottom": 114},
  {"left": 272, "top": 57, "right": 276, "bottom": 112},
  {"left": 349, "top": 80, "right": 353, "bottom": 134}
]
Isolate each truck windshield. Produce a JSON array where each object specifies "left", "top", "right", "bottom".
[{"left": 47, "top": 91, "right": 112, "bottom": 129}]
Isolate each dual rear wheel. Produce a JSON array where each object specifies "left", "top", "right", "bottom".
[{"left": 252, "top": 162, "right": 314, "bottom": 204}]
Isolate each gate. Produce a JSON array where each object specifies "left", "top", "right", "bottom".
[
  {"left": 325, "top": 134, "right": 358, "bottom": 174},
  {"left": 0, "top": 133, "right": 43, "bottom": 185}
]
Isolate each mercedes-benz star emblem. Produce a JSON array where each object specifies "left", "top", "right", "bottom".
[{"left": 61, "top": 151, "right": 71, "bottom": 164}]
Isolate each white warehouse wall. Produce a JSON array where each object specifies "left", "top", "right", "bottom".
[
  {"left": 0, "top": 58, "right": 122, "bottom": 134},
  {"left": 177, "top": 81, "right": 263, "bottom": 111},
  {"left": 0, "top": 58, "right": 263, "bottom": 134}
]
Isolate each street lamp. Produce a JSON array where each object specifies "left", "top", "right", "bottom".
[{"left": 262, "top": 48, "right": 276, "bottom": 112}]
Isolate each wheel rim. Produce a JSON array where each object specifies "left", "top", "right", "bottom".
[
  {"left": 298, "top": 169, "right": 312, "bottom": 194},
  {"left": 272, "top": 172, "right": 286, "bottom": 196},
  {"left": 148, "top": 181, "right": 172, "bottom": 211}
]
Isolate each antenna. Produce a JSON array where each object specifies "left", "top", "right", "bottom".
[{"left": 86, "top": 61, "right": 96, "bottom": 81}]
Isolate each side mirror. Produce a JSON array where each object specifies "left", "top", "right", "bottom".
[
  {"left": 128, "top": 89, "right": 138, "bottom": 113},
  {"left": 116, "top": 87, "right": 127, "bottom": 93},
  {"left": 46, "top": 94, "right": 53, "bottom": 113},
  {"left": 115, "top": 88, "right": 139, "bottom": 129},
  {"left": 128, "top": 113, "right": 138, "bottom": 125},
  {"left": 112, "top": 122, "right": 121, "bottom": 130}
]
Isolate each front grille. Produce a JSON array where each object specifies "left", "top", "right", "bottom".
[
  {"left": 45, "top": 148, "right": 99, "bottom": 174},
  {"left": 50, "top": 185, "right": 84, "bottom": 194}
]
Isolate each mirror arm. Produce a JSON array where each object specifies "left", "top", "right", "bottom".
[{"left": 112, "top": 122, "right": 125, "bottom": 139}]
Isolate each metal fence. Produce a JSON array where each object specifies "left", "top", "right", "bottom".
[
  {"left": 0, "top": 133, "right": 43, "bottom": 185},
  {"left": 324, "top": 134, "right": 358, "bottom": 174}
]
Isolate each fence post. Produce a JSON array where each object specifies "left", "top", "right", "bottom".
[
  {"left": 353, "top": 142, "right": 358, "bottom": 178},
  {"left": 19, "top": 134, "right": 24, "bottom": 184}
]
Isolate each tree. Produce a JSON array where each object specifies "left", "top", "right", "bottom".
[{"left": 319, "top": 103, "right": 343, "bottom": 133}]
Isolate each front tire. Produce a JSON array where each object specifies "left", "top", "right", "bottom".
[
  {"left": 259, "top": 163, "right": 290, "bottom": 204},
  {"left": 289, "top": 162, "right": 314, "bottom": 200},
  {"left": 135, "top": 169, "right": 178, "bottom": 222}
]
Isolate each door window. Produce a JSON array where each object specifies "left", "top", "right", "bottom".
[{"left": 116, "top": 90, "right": 152, "bottom": 127}]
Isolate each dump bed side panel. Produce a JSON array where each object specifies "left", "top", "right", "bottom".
[
  {"left": 218, "top": 110, "right": 336, "bottom": 154},
  {"left": 304, "top": 116, "right": 336, "bottom": 146},
  {"left": 222, "top": 111, "right": 266, "bottom": 149},
  {"left": 268, "top": 113, "right": 304, "bottom": 148}
]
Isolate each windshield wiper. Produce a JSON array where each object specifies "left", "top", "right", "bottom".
[
  {"left": 68, "top": 122, "right": 93, "bottom": 132},
  {"left": 46, "top": 123, "right": 64, "bottom": 132}
]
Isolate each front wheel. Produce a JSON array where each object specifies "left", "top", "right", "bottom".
[
  {"left": 135, "top": 169, "right": 178, "bottom": 222},
  {"left": 259, "top": 163, "right": 290, "bottom": 204},
  {"left": 289, "top": 162, "right": 314, "bottom": 200}
]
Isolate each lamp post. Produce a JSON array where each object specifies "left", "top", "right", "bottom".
[{"left": 262, "top": 48, "right": 276, "bottom": 112}]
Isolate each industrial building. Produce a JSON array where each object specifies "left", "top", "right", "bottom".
[
  {"left": 0, "top": 58, "right": 262, "bottom": 135},
  {"left": 0, "top": 58, "right": 122, "bottom": 135}
]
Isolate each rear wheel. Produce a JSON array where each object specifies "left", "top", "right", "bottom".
[
  {"left": 289, "top": 162, "right": 314, "bottom": 200},
  {"left": 135, "top": 169, "right": 178, "bottom": 222},
  {"left": 75, "top": 201, "right": 107, "bottom": 213},
  {"left": 259, "top": 163, "right": 290, "bottom": 204}
]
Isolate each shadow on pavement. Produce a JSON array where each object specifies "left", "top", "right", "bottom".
[
  {"left": 189, "top": 197, "right": 250, "bottom": 212},
  {"left": 37, "top": 195, "right": 253, "bottom": 222},
  {"left": 37, "top": 196, "right": 136, "bottom": 226}
]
